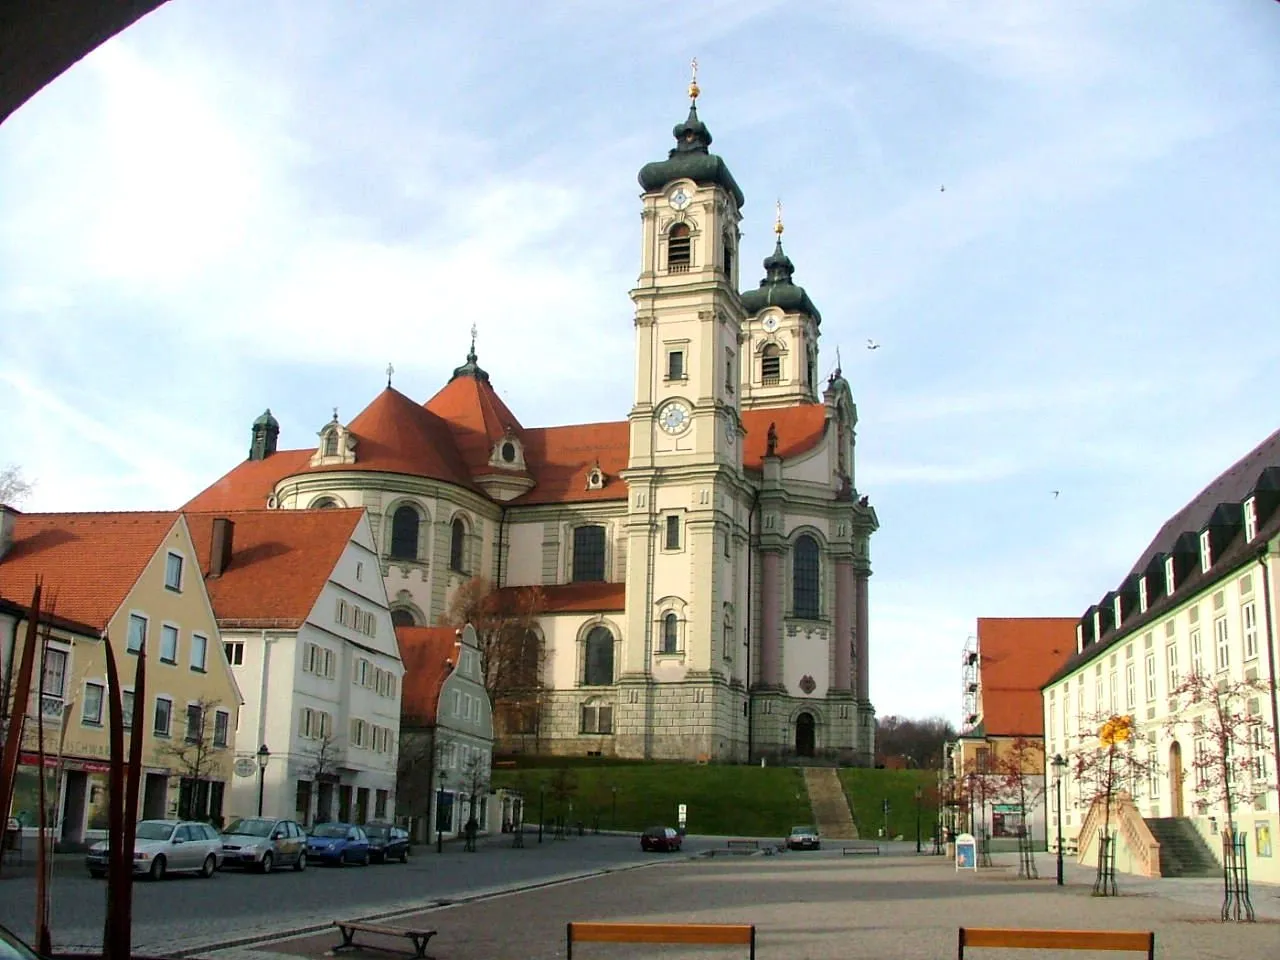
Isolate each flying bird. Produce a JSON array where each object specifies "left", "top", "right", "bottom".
[
  {"left": 1052, "top": 490, "right": 1060, "bottom": 499},
  {"left": 866, "top": 339, "right": 880, "bottom": 350},
  {"left": 940, "top": 185, "right": 946, "bottom": 192}
]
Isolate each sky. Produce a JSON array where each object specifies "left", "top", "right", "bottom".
[{"left": 1, "top": 1, "right": 1278, "bottom": 724}]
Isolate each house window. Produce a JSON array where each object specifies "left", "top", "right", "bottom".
[
  {"left": 1145, "top": 653, "right": 1156, "bottom": 701},
  {"left": 165, "top": 553, "right": 183, "bottom": 591},
  {"left": 154, "top": 697, "right": 172, "bottom": 737},
  {"left": 1125, "top": 662, "right": 1136, "bottom": 709},
  {"left": 581, "top": 701, "right": 613, "bottom": 734},
  {"left": 1166, "top": 642, "right": 1179, "bottom": 691},
  {"left": 191, "top": 633, "right": 208, "bottom": 672},
  {"left": 390, "top": 505, "right": 420, "bottom": 560},
  {"left": 1113, "top": 596, "right": 1123, "bottom": 628},
  {"left": 1108, "top": 671, "right": 1118, "bottom": 712},
  {"left": 1199, "top": 530, "right": 1212, "bottom": 573},
  {"left": 127, "top": 614, "right": 147, "bottom": 653},
  {"left": 185, "top": 703, "right": 203, "bottom": 743},
  {"left": 583, "top": 626, "right": 615, "bottom": 685},
  {"left": 1243, "top": 602, "right": 1258, "bottom": 660},
  {"left": 160, "top": 624, "right": 178, "bottom": 664},
  {"left": 356, "top": 561, "right": 363, "bottom": 582},
  {"left": 792, "top": 534, "right": 821, "bottom": 619},
  {"left": 664, "top": 515, "right": 681, "bottom": 550},
  {"left": 41, "top": 648, "right": 66, "bottom": 700},
  {"left": 1214, "top": 616, "right": 1229, "bottom": 672},
  {"left": 761, "top": 345, "right": 781, "bottom": 385},
  {"left": 213, "top": 710, "right": 230, "bottom": 747},
  {"left": 667, "top": 223, "right": 691, "bottom": 272},
  {"left": 1243, "top": 497, "right": 1258, "bottom": 542},
  {"left": 572, "top": 525, "right": 607, "bottom": 582},
  {"left": 1190, "top": 628, "right": 1203, "bottom": 674},
  {"left": 1138, "top": 577, "right": 1148, "bottom": 613},
  {"left": 122, "top": 690, "right": 134, "bottom": 730},
  {"left": 82, "top": 682, "right": 104, "bottom": 726},
  {"left": 660, "top": 613, "right": 680, "bottom": 654},
  {"left": 224, "top": 641, "right": 244, "bottom": 666},
  {"left": 666, "top": 348, "right": 686, "bottom": 380},
  {"left": 1164, "top": 556, "right": 1176, "bottom": 595},
  {"left": 450, "top": 518, "right": 466, "bottom": 572}
]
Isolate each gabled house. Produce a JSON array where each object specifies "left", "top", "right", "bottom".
[
  {"left": 0, "top": 508, "right": 241, "bottom": 842},
  {"left": 186, "top": 509, "right": 402, "bottom": 826},
  {"left": 397, "top": 624, "right": 494, "bottom": 841}
]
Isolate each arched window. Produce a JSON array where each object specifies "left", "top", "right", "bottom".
[
  {"left": 389, "top": 505, "right": 420, "bottom": 560},
  {"left": 761, "top": 344, "right": 781, "bottom": 385},
  {"left": 450, "top": 517, "right": 466, "bottom": 572},
  {"left": 660, "top": 613, "right": 680, "bottom": 654},
  {"left": 311, "top": 497, "right": 338, "bottom": 510},
  {"left": 723, "top": 609, "right": 734, "bottom": 660},
  {"left": 583, "top": 626, "right": 614, "bottom": 686},
  {"left": 390, "top": 609, "right": 418, "bottom": 628},
  {"left": 722, "top": 234, "right": 734, "bottom": 280},
  {"left": 323, "top": 430, "right": 339, "bottom": 457},
  {"left": 667, "top": 223, "right": 691, "bottom": 272},
  {"left": 793, "top": 534, "right": 821, "bottom": 619},
  {"left": 572, "top": 525, "right": 606, "bottom": 582}
]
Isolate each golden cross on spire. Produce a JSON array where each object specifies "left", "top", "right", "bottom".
[
  {"left": 689, "top": 57, "right": 700, "bottom": 103},
  {"left": 774, "top": 198, "right": 785, "bottom": 237}
]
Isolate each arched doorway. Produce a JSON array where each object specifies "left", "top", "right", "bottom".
[
  {"left": 1169, "top": 742, "right": 1184, "bottom": 817},
  {"left": 795, "top": 713, "right": 816, "bottom": 757}
]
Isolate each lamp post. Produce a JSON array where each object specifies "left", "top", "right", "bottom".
[
  {"left": 538, "top": 784, "right": 545, "bottom": 844},
  {"left": 611, "top": 786, "right": 617, "bottom": 830},
  {"left": 914, "top": 785, "right": 923, "bottom": 854},
  {"left": 1052, "top": 753, "right": 1067, "bottom": 886},
  {"left": 255, "top": 744, "right": 270, "bottom": 817},
  {"left": 436, "top": 770, "right": 447, "bottom": 854}
]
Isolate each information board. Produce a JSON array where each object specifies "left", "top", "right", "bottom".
[{"left": 955, "top": 832, "right": 977, "bottom": 871}]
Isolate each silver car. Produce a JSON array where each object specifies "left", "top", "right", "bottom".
[
  {"left": 85, "top": 819, "right": 223, "bottom": 880},
  {"left": 221, "top": 817, "right": 308, "bottom": 872}
]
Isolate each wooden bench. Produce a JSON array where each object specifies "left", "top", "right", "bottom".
[
  {"left": 842, "top": 841, "right": 880, "bottom": 855},
  {"left": 333, "top": 920, "right": 438, "bottom": 959},
  {"left": 567, "top": 923, "right": 755, "bottom": 960},
  {"left": 726, "top": 838, "right": 760, "bottom": 853},
  {"left": 957, "top": 927, "right": 1154, "bottom": 959}
]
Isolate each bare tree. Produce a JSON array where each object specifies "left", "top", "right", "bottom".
[
  {"left": 876, "top": 715, "right": 957, "bottom": 768},
  {"left": 991, "top": 736, "right": 1047, "bottom": 878},
  {"left": 159, "top": 697, "right": 230, "bottom": 823},
  {"left": 0, "top": 464, "right": 33, "bottom": 507},
  {"left": 394, "top": 731, "right": 438, "bottom": 836}
]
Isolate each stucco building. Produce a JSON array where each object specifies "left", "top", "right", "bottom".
[{"left": 184, "top": 82, "right": 879, "bottom": 764}]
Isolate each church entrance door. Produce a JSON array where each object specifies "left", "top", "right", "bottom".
[{"left": 795, "top": 713, "right": 815, "bottom": 757}]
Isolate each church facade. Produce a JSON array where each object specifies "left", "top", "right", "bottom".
[{"left": 185, "top": 84, "right": 879, "bottom": 765}]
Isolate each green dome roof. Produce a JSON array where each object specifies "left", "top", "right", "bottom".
[
  {"left": 253, "top": 409, "right": 279, "bottom": 429},
  {"left": 638, "top": 104, "right": 745, "bottom": 208},
  {"left": 739, "top": 239, "right": 821, "bottom": 322}
]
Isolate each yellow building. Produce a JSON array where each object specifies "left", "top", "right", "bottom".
[{"left": 0, "top": 508, "right": 242, "bottom": 845}]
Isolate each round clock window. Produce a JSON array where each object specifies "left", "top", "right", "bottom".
[{"left": 668, "top": 187, "right": 692, "bottom": 211}]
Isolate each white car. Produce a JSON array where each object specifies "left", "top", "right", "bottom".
[{"left": 86, "top": 819, "right": 223, "bottom": 880}]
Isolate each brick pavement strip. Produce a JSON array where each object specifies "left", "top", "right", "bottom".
[{"left": 210, "top": 855, "right": 1280, "bottom": 960}]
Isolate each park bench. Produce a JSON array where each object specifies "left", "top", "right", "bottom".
[
  {"left": 842, "top": 841, "right": 880, "bottom": 856},
  {"left": 567, "top": 923, "right": 755, "bottom": 960},
  {"left": 333, "top": 919, "right": 438, "bottom": 959},
  {"left": 957, "top": 927, "right": 1154, "bottom": 960},
  {"left": 726, "top": 838, "right": 760, "bottom": 853}
]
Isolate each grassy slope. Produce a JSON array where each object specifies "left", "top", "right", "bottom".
[{"left": 838, "top": 768, "right": 939, "bottom": 840}]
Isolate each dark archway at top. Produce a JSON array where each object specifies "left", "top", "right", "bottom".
[
  {"left": 795, "top": 712, "right": 815, "bottom": 758},
  {"left": 1, "top": 1, "right": 172, "bottom": 126}
]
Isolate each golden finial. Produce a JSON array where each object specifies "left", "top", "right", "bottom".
[
  {"left": 689, "top": 57, "right": 700, "bottom": 103},
  {"left": 774, "top": 198, "right": 785, "bottom": 237}
]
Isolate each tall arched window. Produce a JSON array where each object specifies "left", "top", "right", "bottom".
[
  {"left": 761, "top": 344, "right": 781, "bottom": 385},
  {"left": 793, "top": 534, "right": 821, "bottom": 619},
  {"left": 450, "top": 517, "right": 466, "bottom": 572},
  {"left": 323, "top": 430, "right": 339, "bottom": 457},
  {"left": 661, "top": 613, "right": 679, "bottom": 654},
  {"left": 572, "top": 525, "right": 606, "bottom": 582},
  {"left": 583, "top": 626, "right": 614, "bottom": 686},
  {"left": 667, "top": 223, "right": 691, "bottom": 272},
  {"left": 389, "top": 505, "right": 420, "bottom": 560}
]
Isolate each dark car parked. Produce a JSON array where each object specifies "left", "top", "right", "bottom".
[
  {"left": 640, "top": 825, "right": 682, "bottom": 852},
  {"left": 305, "top": 822, "right": 370, "bottom": 866},
  {"left": 363, "top": 822, "right": 410, "bottom": 863}
]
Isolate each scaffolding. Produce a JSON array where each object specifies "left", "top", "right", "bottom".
[{"left": 961, "top": 635, "right": 979, "bottom": 732}]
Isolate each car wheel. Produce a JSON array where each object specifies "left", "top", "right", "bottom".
[
  {"left": 399, "top": 848, "right": 409, "bottom": 864},
  {"left": 149, "top": 856, "right": 166, "bottom": 881},
  {"left": 260, "top": 852, "right": 274, "bottom": 875},
  {"left": 200, "top": 854, "right": 216, "bottom": 879},
  {"left": 294, "top": 852, "right": 307, "bottom": 872},
  {"left": 361, "top": 850, "right": 370, "bottom": 866}
]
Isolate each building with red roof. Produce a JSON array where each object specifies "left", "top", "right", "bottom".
[{"left": 181, "top": 89, "right": 881, "bottom": 765}]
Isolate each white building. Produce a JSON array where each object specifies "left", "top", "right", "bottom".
[{"left": 188, "top": 510, "right": 403, "bottom": 826}]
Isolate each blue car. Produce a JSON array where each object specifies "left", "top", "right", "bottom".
[{"left": 306, "top": 823, "right": 370, "bottom": 866}]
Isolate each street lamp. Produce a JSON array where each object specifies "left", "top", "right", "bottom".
[
  {"left": 1052, "top": 753, "right": 1067, "bottom": 886},
  {"left": 436, "top": 770, "right": 447, "bottom": 854},
  {"left": 538, "top": 784, "right": 546, "bottom": 844},
  {"left": 914, "top": 785, "right": 923, "bottom": 854},
  {"left": 611, "top": 786, "right": 617, "bottom": 830},
  {"left": 255, "top": 744, "right": 270, "bottom": 817}
]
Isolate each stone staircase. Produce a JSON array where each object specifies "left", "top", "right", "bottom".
[
  {"left": 802, "top": 767, "right": 858, "bottom": 840},
  {"left": 1144, "top": 817, "right": 1220, "bottom": 877}
]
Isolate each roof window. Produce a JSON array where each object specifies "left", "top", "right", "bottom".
[
  {"left": 1199, "top": 530, "right": 1212, "bottom": 573},
  {"left": 1243, "top": 497, "right": 1257, "bottom": 542}
]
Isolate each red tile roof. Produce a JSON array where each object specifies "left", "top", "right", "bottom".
[
  {"left": 0, "top": 512, "right": 179, "bottom": 630},
  {"left": 339, "top": 388, "right": 478, "bottom": 489},
  {"left": 186, "top": 509, "right": 363, "bottom": 629},
  {"left": 397, "top": 626, "right": 460, "bottom": 724},
  {"left": 183, "top": 449, "right": 312, "bottom": 512},
  {"left": 976, "top": 617, "right": 1076, "bottom": 737},
  {"left": 493, "top": 581, "right": 626, "bottom": 614},
  {"left": 514, "top": 421, "right": 631, "bottom": 505},
  {"left": 425, "top": 374, "right": 529, "bottom": 480},
  {"left": 741, "top": 405, "right": 829, "bottom": 468}
]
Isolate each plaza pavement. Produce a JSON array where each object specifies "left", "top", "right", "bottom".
[{"left": 200, "top": 844, "right": 1280, "bottom": 960}]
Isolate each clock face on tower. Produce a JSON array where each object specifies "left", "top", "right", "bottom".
[
  {"left": 762, "top": 315, "right": 780, "bottom": 333},
  {"left": 668, "top": 187, "right": 692, "bottom": 211},
  {"left": 658, "top": 400, "right": 692, "bottom": 435}
]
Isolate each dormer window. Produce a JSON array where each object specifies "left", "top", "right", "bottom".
[
  {"left": 1138, "top": 577, "right": 1149, "bottom": 614},
  {"left": 1093, "top": 610, "right": 1102, "bottom": 640},
  {"left": 1113, "top": 595, "right": 1124, "bottom": 628},
  {"left": 1164, "top": 556, "right": 1176, "bottom": 595},
  {"left": 667, "top": 223, "right": 691, "bottom": 273},
  {"left": 501, "top": 441, "right": 516, "bottom": 463},
  {"left": 488, "top": 430, "right": 528, "bottom": 472},
  {"left": 310, "top": 414, "right": 358, "bottom": 468},
  {"left": 586, "top": 464, "right": 606, "bottom": 491},
  {"left": 761, "top": 344, "right": 781, "bottom": 385},
  {"left": 1243, "top": 497, "right": 1258, "bottom": 542},
  {"left": 1076, "top": 624, "right": 1084, "bottom": 653},
  {"left": 1199, "top": 530, "right": 1212, "bottom": 573},
  {"left": 323, "top": 430, "right": 339, "bottom": 457}
]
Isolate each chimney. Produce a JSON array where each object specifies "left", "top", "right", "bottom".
[
  {"left": 0, "top": 505, "right": 16, "bottom": 561},
  {"left": 209, "top": 517, "right": 235, "bottom": 577}
]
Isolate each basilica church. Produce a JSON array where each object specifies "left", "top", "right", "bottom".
[{"left": 185, "top": 80, "right": 879, "bottom": 765}]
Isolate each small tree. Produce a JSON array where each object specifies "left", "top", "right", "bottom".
[
  {"left": 991, "top": 736, "right": 1047, "bottom": 878},
  {"left": 1166, "top": 670, "right": 1275, "bottom": 921},
  {"left": 459, "top": 749, "right": 490, "bottom": 843},
  {"left": 159, "top": 697, "right": 230, "bottom": 823},
  {"left": 547, "top": 766, "right": 578, "bottom": 836},
  {"left": 0, "top": 464, "right": 33, "bottom": 506}
]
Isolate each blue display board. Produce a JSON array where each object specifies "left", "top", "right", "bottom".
[{"left": 955, "top": 832, "right": 977, "bottom": 871}]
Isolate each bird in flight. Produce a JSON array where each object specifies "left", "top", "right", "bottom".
[
  {"left": 866, "top": 339, "right": 880, "bottom": 350},
  {"left": 940, "top": 185, "right": 946, "bottom": 192},
  {"left": 1052, "top": 490, "right": 1060, "bottom": 499}
]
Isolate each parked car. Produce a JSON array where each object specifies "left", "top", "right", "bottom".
[
  {"left": 787, "top": 825, "right": 821, "bottom": 851},
  {"left": 0, "top": 921, "right": 44, "bottom": 960},
  {"left": 363, "top": 822, "right": 410, "bottom": 863},
  {"left": 306, "top": 822, "right": 370, "bottom": 865},
  {"left": 640, "top": 825, "right": 682, "bottom": 852},
  {"left": 86, "top": 819, "right": 223, "bottom": 880},
  {"left": 221, "top": 817, "right": 308, "bottom": 873}
]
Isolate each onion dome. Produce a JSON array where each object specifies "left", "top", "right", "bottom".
[
  {"left": 449, "top": 325, "right": 490, "bottom": 384},
  {"left": 739, "top": 206, "right": 821, "bottom": 322}
]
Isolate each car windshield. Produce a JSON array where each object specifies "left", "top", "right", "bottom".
[
  {"left": 791, "top": 826, "right": 816, "bottom": 835},
  {"left": 364, "top": 825, "right": 389, "bottom": 838},
  {"left": 311, "top": 824, "right": 348, "bottom": 838},
  {"left": 223, "top": 818, "right": 274, "bottom": 837},
  {"left": 135, "top": 822, "right": 176, "bottom": 841}
]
